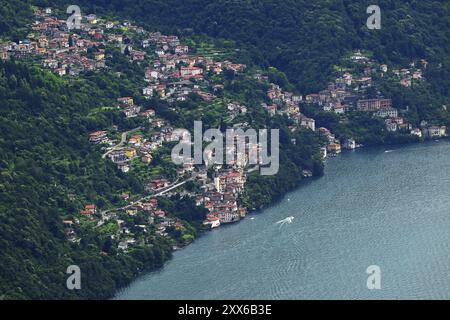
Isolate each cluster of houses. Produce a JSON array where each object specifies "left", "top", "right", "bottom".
[
  {"left": 303, "top": 53, "right": 385, "bottom": 114},
  {"left": 116, "top": 97, "right": 142, "bottom": 118},
  {"left": 356, "top": 98, "right": 414, "bottom": 133},
  {"left": 89, "top": 97, "right": 180, "bottom": 173},
  {"left": 391, "top": 60, "right": 427, "bottom": 88},
  {"left": 80, "top": 204, "right": 97, "bottom": 215},
  {"left": 419, "top": 121, "right": 447, "bottom": 139},
  {"left": 198, "top": 168, "right": 247, "bottom": 228},
  {"left": 84, "top": 24, "right": 252, "bottom": 180},
  {"left": 263, "top": 83, "right": 350, "bottom": 155},
  {"left": 89, "top": 130, "right": 109, "bottom": 144},
  {"left": 140, "top": 32, "right": 246, "bottom": 104},
  {"left": 71, "top": 195, "right": 188, "bottom": 252},
  {"left": 301, "top": 51, "right": 444, "bottom": 141},
  {"left": 66, "top": 179, "right": 192, "bottom": 251},
  {"left": 302, "top": 51, "right": 387, "bottom": 114},
  {"left": 303, "top": 51, "right": 426, "bottom": 115},
  {"left": 264, "top": 83, "right": 317, "bottom": 131},
  {"left": 349, "top": 51, "right": 427, "bottom": 90},
  {"left": 227, "top": 101, "right": 248, "bottom": 119},
  {"left": 303, "top": 73, "right": 418, "bottom": 137},
  {"left": 97, "top": 113, "right": 176, "bottom": 173},
  {"left": 0, "top": 7, "right": 168, "bottom": 76},
  {"left": 85, "top": 28, "right": 256, "bottom": 232},
  {"left": 348, "top": 51, "right": 426, "bottom": 89},
  {"left": 261, "top": 52, "right": 431, "bottom": 154},
  {"left": 315, "top": 127, "right": 351, "bottom": 156},
  {"left": 0, "top": 8, "right": 112, "bottom": 76},
  {"left": 115, "top": 198, "right": 187, "bottom": 252},
  {"left": 304, "top": 80, "right": 358, "bottom": 114}
]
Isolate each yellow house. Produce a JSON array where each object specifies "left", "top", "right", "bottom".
[
  {"left": 125, "top": 148, "right": 137, "bottom": 158},
  {"left": 157, "top": 88, "right": 166, "bottom": 98},
  {"left": 126, "top": 208, "right": 137, "bottom": 216},
  {"left": 86, "top": 14, "right": 98, "bottom": 24},
  {"left": 327, "top": 143, "right": 341, "bottom": 154},
  {"left": 94, "top": 52, "right": 105, "bottom": 61},
  {"left": 286, "top": 104, "right": 299, "bottom": 115}
]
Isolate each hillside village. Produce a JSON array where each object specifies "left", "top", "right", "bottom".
[
  {"left": 302, "top": 51, "right": 445, "bottom": 141},
  {"left": 1, "top": 6, "right": 447, "bottom": 255}
]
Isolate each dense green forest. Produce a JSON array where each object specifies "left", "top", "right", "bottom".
[
  {"left": 0, "top": 0, "right": 449, "bottom": 299},
  {"left": 0, "top": 0, "right": 32, "bottom": 39},
  {"left": 0, "top": 60, "right": 178, "bottom": 299}
]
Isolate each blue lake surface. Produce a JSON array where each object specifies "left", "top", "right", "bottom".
[{"left": 116, "top": 141, "right": 450, "bottom": 299}]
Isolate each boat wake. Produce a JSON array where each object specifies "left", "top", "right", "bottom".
[{"left": 276, "top": 216, "right": 294, "bottom": 227}]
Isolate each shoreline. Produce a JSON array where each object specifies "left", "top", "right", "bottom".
[{"left": 111, "top": 136, "right": 447, "bottom": 299}]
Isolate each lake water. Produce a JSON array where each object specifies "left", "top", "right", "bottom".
[{"left": 115, "top": 141, "right": 450, "bottom": 299}]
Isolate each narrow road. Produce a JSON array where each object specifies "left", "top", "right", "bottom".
[
  {"left": 153, "top": 179, "right": 190, "bottom": 196},
  {"left": 102, "top": 126, "right": 143, "bottom": 159},
  {"left": 99, "top": 174, "right": 197, "bottom": 219}
]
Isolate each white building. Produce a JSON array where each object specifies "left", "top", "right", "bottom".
[
  {"left": 300, "top": 117, "right": 315, "bottom": 131},
  {"left": 375, "top": 108, "right": 398, "bottom": 118},
  {"left": 410, "top": 128, "right": 422, "bottom": 138},
  {"left": 343, "top": 138, "right": 356, "bottom": 150},
  {"left": 142, "top": 87, "right": 153, "bottom": 97}
]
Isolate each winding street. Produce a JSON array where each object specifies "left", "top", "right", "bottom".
[
  {"left": 101, "top": 126, "right": 143, "bottom": 159},
  {"left": 97, "top": 173, "right": 197, "bottom": 227}
]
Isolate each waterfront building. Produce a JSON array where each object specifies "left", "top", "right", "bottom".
[
  {"left": 327, "top": 143, "right": 341, "bottom": 154},
  {"left": 357, "top": 99, "right": 392, "bottom": 112}
]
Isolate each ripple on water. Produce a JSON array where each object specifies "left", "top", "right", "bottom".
[{"left": 116, "top": 142, "right": 450, "bottom": 300}]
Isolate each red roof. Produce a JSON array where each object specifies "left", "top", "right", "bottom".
[{"left": 90, "top": 131, "right": 107, "bottom": 136}]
